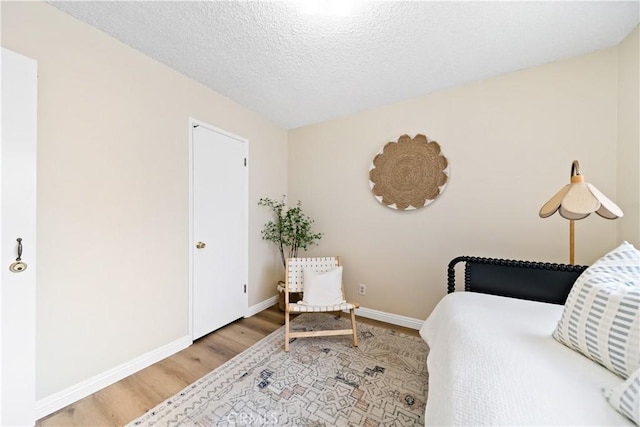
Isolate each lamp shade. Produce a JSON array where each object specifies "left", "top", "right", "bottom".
[{"left": 539, "top": 161, "right": 623, "bottom": 220}]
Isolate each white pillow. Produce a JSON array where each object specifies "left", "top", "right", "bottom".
[
  {"left": 604, "top": 368, "right": 640, "bottom": 425},
  {"left": 299, "top": 266, "right": 345, "bottom": 306},
  {"left": 553, "top": 241, "right": 640, "bottom": 379}
]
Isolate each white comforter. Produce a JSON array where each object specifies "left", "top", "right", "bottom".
[{"left": 420, "top": 292, "right": 632, "bottom": 426}]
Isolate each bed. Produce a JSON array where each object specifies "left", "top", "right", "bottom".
[{"left": 420, "top": 255, "right": 637, "bottom": 426}]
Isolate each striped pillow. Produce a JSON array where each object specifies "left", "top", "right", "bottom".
[
  {"left": 604, "top": 369, "right": 640, "bottom": 425},
  {"left": 552, "top": 241, "right": 640, "bottom": 379}
]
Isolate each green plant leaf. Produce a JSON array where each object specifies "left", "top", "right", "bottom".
[{"left": 258, "top": 196, "right": 323, "bottom": 270}]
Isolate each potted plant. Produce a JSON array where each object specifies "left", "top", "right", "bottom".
[{"left": 258, "top": 196, "right": 323, "bottom": 309}]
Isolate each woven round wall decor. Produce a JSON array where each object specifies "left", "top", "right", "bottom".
[{"left": 369, "top": 134, "right": 449, "bottom": 210}]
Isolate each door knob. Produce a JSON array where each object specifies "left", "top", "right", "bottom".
[
  {"left": 196, "top": 241, "right": 206, "bottom": 249},
  {"left": 9, "top": 237, "right": 27, "bottom": 273}
]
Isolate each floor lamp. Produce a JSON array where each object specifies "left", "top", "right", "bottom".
[{"left": 539, "top": 160, "right": 623, "bottom": 264}]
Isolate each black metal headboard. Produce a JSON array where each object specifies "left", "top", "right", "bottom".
[{"left": 447, "top": 256, "right": 588, "bottom": 305}]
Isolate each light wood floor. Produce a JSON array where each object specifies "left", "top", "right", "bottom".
[{"left": 37, "top": 305, "right": 419, "bottom": 426}]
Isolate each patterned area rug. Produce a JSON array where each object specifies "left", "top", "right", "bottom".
[{"left": 128, "top": 313, "right": 429, "bottom": 426}]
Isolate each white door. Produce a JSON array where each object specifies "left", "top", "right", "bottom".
[
  {"left": 0, "top": 48, "right": 37, "bottom": 426},
  {"left": 190, "top": 120, "right": 247, "bottom": 340}
]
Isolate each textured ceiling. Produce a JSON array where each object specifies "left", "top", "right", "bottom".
[{"left": 50, "top": 1, "right": 639, "bottom": 129}]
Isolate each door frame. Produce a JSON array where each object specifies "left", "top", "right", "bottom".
[{"left": 188, "top": 118, "right": 249, "bottom": 340}]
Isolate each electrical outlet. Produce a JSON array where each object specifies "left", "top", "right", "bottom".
[{"left": 358, "top": 284, "right": 366, "bottom": 295}]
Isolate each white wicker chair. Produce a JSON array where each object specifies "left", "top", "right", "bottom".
[{"left": 284, "top": 256, "right": 359, "bottom": 352}]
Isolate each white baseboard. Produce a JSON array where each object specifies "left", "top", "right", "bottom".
[
  {"left": 245, "top": 295, "right": 278, "bottom": 317},
  {"left": 35, "top": 335, "right": 192, "bottom": 420},
  {"left": 245, "top": 295, "right": 424, "bottom": 330},
  {"left": 351, "top": 306, "right": 424, "bottom": 330}
]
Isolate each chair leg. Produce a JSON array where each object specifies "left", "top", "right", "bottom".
[
  {"left": 284, "top": 309, "right": 290, "bottom": 352},
  {"left": 350, "top": 308, "right": 358, "bottom": 347}
]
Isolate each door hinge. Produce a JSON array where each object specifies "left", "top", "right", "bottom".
[
  {"left": 244, "top": 284, "right": 247, "bottom": 293},
  {"left": 244, "top": 158, "right": 247, "bottom": 167}
]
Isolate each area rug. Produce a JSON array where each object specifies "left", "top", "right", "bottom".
[{"left": 128, "top": 313, "right": 429, "bottom": 426}]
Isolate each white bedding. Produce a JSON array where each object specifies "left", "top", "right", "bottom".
[{"left": 420, "top": 292, "right": 632, "bottom": 426}]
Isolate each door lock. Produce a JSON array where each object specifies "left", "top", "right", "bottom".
[
  {"left": 196, "top": 241, "right": 206, "bottom": 249},
  {"left": 10, "top": 261, "right": 27, "bottom": 273}
]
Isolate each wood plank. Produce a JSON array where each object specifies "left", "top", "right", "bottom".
[{"left": 37, "top": 395, "right": 115, "bottom": 427}]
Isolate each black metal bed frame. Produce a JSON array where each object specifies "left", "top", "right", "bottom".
[{"left": 447, "top": 256, "right": 588, "bottom": 305}]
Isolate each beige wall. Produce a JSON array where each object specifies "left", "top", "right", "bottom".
[
  {"left": 617, "top": 26, "right": 640, "bottom": 247},
  {"left": 2, "top": 2, "right": 287, "bottom": 400},
  {"left": 289, "top": 47, "right": 622, "bottom": 320}
]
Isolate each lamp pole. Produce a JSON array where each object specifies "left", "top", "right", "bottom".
[{"left": 570, "top": 219, "right": 575, "bottom": 264}]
